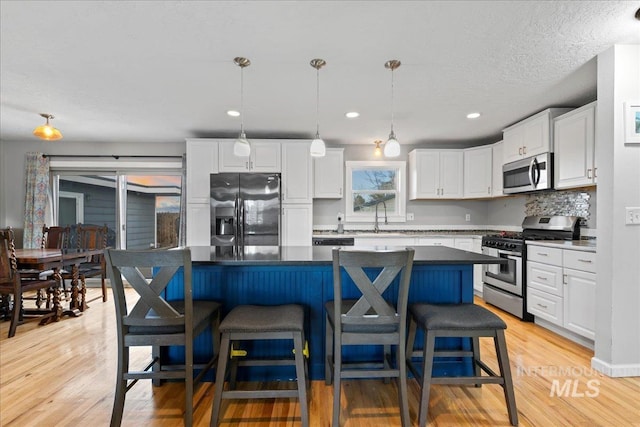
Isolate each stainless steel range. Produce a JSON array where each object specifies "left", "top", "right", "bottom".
[{"left": 482, "top": 215, "right": 580, "bottom": 320}]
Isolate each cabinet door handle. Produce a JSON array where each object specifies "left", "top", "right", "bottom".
[
  {"left": 537, "top": 276, "right": 548, "bottom": 281},
  {"left": 250, "top": 161, "right": 253, "bottom": 169},
  {"left": 587, "top": 168, "right": 592, "bottom": 179},
  {"left": 537, "top": 252, "right": 548, "bottom": 256},
  {"left": 523, "top": 146, "right": 527, "bottom": 155},
  {"left": 563, "top": 274, "right": 568, "bottom": 285},
  {"left": 246, "top": 162, "right": 249, "bottom": 170},
  {"left": 537, "top": 303, "right": 548, "bottom": 309},
  {"left": 594, "top": 167, "right": 597, "bottom": 178},
  {"left": 488, "top": 186, "right": 491, "bottom": 194},
  {"left": 519, "top": 147, "right": 523, "bottom": 155},
  {"left": 578, "top": 259, "right": 593, "bottom": 263}
]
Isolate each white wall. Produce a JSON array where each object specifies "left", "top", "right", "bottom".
[{"left": 592, "top": 45, "right": 640, "bottom": 377}]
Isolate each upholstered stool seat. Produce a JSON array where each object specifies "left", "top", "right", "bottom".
[
  {"left": 219, "top": 304, "right": 304, "bottom": 333},
  {"left": 406, "top": 303, "right": 518, "bottom": 427},
  {"left": 211, "top": 304, "right": 309, "bottom": 427},
  {"left": 410, "top": 303, "right": 507, "bottom": 331}
]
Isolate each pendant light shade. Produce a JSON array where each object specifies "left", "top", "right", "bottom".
[
  {"left": 33, "top": 113, "right": 63, "bottom": 141},
  {"left": 233, "top": 57, "right": 251, "bottom": 157},
  {"left": 309, "top": 58, "right": 326, "bottom": 157},
  {"left": 384, "top": 60, "right": 401, "bottom": 158}
]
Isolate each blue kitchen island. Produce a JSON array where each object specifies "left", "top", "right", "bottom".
[{"left": 164, "top": 245, "right": 505, "bottom": 380}]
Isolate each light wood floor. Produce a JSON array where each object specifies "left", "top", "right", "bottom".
[{"left": 1, "top": 288, "right": 639, "bottom": 426}]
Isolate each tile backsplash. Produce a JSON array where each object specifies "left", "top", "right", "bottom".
[{"left": 525, "top": 190, "right": 591, "bottom": 226}]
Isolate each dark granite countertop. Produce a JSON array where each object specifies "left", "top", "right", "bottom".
[{"left": 189, "top": 245, "right": 506, "bottom": 266}]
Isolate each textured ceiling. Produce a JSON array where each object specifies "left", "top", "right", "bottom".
[{"left": 1, "top": 1, "right": 639, "bottom": 148}]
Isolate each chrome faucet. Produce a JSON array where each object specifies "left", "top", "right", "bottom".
[{"left": 374, "top": 201, "right": 388, "bottom": 233}]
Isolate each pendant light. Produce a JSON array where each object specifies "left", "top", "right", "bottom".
[
  {"left": 33, "top": 113, "right": 63, "bottom": 141},
  {"left": 384, "top": 60, "right": 401, "bottom": 157},
  {"left": 309, "top": 58, "right": 327, "bottom": 157},
  {"left": 233, "top": 57, "right": 251, "bottom": 157}
]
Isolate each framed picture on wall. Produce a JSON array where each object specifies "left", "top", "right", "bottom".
[{"left": 624, "top": 101, "right": 640, "bottom": 144}]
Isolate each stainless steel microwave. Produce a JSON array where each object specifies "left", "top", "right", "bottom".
[{"left": 502, "top": 153, "right": 553, "bottom": 194}]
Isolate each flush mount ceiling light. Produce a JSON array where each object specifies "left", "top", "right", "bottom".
[
  {"left": 384, "top": 60, "right": 401, "bottom": 158},
  {"left": 345, "top": 111, "right": 360, "bottom": 118},
  {"left": 33, "top": 113, "right": 63, "bottom": 141},
  {"left": 233, "top": 57, "right": 251, "bottom": 157},
  {"left": 467, "top": 112, "right": 481, "bottom": 119},
  {"left": 309, "top": 58, "right": 327, "bottom": 157},
  {"left": 373, "top": 140, "right": 383, "bottom": 157},
  {"left": 227, "top": 110, "right": 240, "bottom": 117}
]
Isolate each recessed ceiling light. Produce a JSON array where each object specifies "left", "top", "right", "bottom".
[
  {"left": 466, "top": 112, "right": 481, "bottom": 119},
  {"left": 227, "top": 110, "right": 240, "bottom": 117},
  {"left": 345, "top": 112, "right": 360, "bottom": 118}
]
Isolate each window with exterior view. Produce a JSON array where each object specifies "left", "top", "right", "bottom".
[{"left": 345, "top": 161, "right": 406, "bottom": 223}]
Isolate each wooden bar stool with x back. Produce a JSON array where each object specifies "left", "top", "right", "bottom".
[
  {"left": 325, "top": 247, "right": 415, "bottom": 427},
  {"left": 104, "top": 248, "right": 221, "bottom": 426}
]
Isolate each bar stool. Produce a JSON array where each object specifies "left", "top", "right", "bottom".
[
  {"left": 406, "top": 303, "right": 518, "bottom": 426},
  {"left": 210, "top": 304, "right": 309, "bottom": 427}
]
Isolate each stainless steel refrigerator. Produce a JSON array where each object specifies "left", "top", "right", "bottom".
[{"left": 210, "top": 173, "right": 281, "bottom": 248}]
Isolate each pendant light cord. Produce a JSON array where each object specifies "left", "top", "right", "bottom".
[
  {"left": 390, "top": 67, "right": 395, "bottom": 135},
  {"left": 239, "top": 65, "right": 245, "bottom": 135},
  {"left": 316, "top": 67, "right": 320, "bottom": 137}
]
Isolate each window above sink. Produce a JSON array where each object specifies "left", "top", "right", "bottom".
[{"left": 345, "top": 161, "right": 406, "bottom": 223}]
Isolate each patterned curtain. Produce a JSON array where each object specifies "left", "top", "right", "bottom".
[
  {"left": 23, "top": 152, "right": 50, "bottom": 248},
  {"left": 178, "top": 153, "right": 187, "bottom": 247}
]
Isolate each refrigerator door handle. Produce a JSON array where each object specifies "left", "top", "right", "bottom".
[
  {"left": 233, "top": 195, "right": 239, "bottom": 250},
  {"left": 239, "top": 196, "right": 245, "bottom": 248}
]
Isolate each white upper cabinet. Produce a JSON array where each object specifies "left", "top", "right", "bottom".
[
  {"left": 491, "top": 141, "right": 504, "bottom": 196},
  {"left": 463, "top": 145, "right": 492, "bottom": 198},
  {"left": 186, "top": 138, "right": 218, "bottom": 203},
  {"left": 554, "top": 102, "right": 597, "bottom": 189},
  {"left": 313, "top": 148, "right": 343, "bottom": 198},
  {"left": 281, "top": 141, "right": 313, "bottom": 204},
  {"left": 218, "top": 140, "right": 281, "bottom": 172},
  {"left": 502, "top": 108, "right": 573, "bottom": 164},
  {"left": 409, "top": 149, "right": 463, "bottom": 199}
]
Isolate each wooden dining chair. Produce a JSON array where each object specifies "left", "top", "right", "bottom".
[
  {"left": 0, "top": 227, "right": 59, "bottom": 338},
  {"left": 41, "top": 225, "right": 71, "bottom": 305},
  {"left": 325, "top": 247, "right": 415, "bottom": 427},
  {"left": 104, "top": 247, "right": 221, "bottom": 427},
  {"left": 76, "top": 224, "right": 108, "bottom": 304}
]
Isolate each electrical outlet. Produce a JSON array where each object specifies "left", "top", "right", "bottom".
[
  {"left": 407, "top": 212, "right": 414, "bottom": 221},
  {"left": 626, "top": 207, "right": 640, "bottom": 225},
  {"left": 465, "top": 214, "right": 471, "bottom": 222}
]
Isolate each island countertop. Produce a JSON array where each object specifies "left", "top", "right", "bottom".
[{"left": 188, "top": 245, "right": 506, "bottom": 266}]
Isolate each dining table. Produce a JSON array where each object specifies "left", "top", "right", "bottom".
[{"left": 15, "top": 247, "right": 104, "bottom": 323}]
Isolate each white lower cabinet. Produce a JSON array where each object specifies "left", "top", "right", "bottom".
[
  {"left": 416, "top": 237, "right": 455, "bottom": 247},
  {"left": 526, "top": 245, "right": 596, "bottom": 341},
  {"left": 354, "top": 237, "right": 416, "bottom": 247},
  {"left": 471, "top": 237, "right": 483, "bottom": 294},
  {"left": 186, "top": 203, "right": 211, "bottom": 246},
  {"left": 281, "top": 204, "right": 312, "bottom": 246},
  {"left": 563, "top": 268, "right": 596, "bottom": 340}
]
